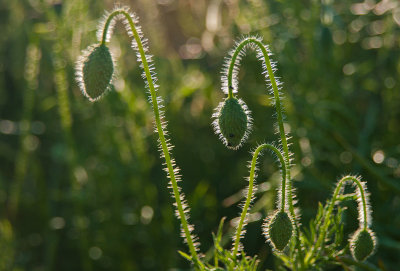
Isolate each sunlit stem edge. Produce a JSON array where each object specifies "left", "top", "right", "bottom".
[
  {"left": 310, "top": 175, "right": 370, "bottom": 260},
  {"left": 100, "top": 9, "right": 203, "bottom": 269},
  {"left": 227, "top": 36, "right": 300, "bottom": 245},
  {"left": 232, "top": 143, "right": 286, "bottom": 257},
  {"left": 226, "top": 36, "right": 305, "bottom": 270},
  {"left": 227, "top": 37, "right": 294, "bottom": 219}
]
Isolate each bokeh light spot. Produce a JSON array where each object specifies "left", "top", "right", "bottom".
[
  {"left": 49, "top": 217, "right": 65, "bottom": 230},
  {"left": 89, "top": 246, "right": 102, "bottom": 260},
  {"left": 141, "top": 206, "right": 154, "bottom": 224},
  {"left": 372, "top": 150, "right": 385, "bottom": 164}
]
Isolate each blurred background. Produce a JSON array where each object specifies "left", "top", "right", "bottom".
[{"left": 1, "top": 0, "right": 400, "bottom": 270}]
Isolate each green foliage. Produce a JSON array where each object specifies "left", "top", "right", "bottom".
[
  {"left": 1, "top": 0, "right": 400, "bottom": 270},
  {"left": 0, "top": 220, "right": 14, "bottom": 271},
  {"left": 207, "top": 218, "right": 259, "bottom": 271},
  {"left": 278, "top": 202, "right": 347, "bottom": 270},
  {"left": 75, "top": 6, "right": 378, "bottom": 270}
]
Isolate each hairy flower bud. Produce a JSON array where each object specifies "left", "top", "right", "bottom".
[
  {"left": 76, "top": 44, "right": 114, "bottom": 101},
  {"left": 212, "top": 97, "right": 251, "bottom": 150},
  {"left": 350, "top": 228, "right": 376, "bottom": 262},
  {"left": 267, "top": 211, "right": 293, "bottom": 251}
]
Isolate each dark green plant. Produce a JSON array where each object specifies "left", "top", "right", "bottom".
[
  {"left": 76, "top": 6, "right": 378, "bottom": 271},
  {"left": 212, "top": 36, "right": 378, "bottom": 271},
  {"left": 76, "top": 6, "right": 203, "bottom": 269}
]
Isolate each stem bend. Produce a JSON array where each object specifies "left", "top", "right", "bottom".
[
  {"left": 98, "top": 7, "right": 203, "bottom": 269},
  {"left": 232, "top": 143, "right": 286, "bottom": 257},
  {"left": 312, "top": 175, "right": 371, "bottom": 259},
  {"left": 224, "top": 35, "right": 299, "bottom": 234},
  {"left": 224, "top": 36, "right": 305, "bottom": 268}
]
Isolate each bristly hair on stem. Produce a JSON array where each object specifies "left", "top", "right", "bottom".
[
  {"left": 76, "top": 6, "right": 204, "bottom": 269},
  {"left": 213, "top": 35, "right": 303, "bottom": 262},
  {"left": 77, "top": 6, "right": 378, "bottom": 268},
  {"left": 309, "top": 175, "right": 376, "bottom": 263},
  {"left": 216, "top": 35, "right": 297, "bottom": 219},
  {"left": 231, "top": 143, "right": 287, "bottom": 257}
]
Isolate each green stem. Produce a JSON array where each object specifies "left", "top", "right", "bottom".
[
  {"left": 101, "top": 9, "right": 203, "bottom": 269},
  {"left": 232, "top": 143, "right": 286, "bottom": 257},
  {"left": 311, "top": 176, "right": 369, "bottom": 259},
  {"left": 101, "top": 11, "right": 118, "bottom": 45},
  {"left": 227, "top": 37, "right": 302, "bottom": 269},
  {"left": 227, "top": 37, "right": 294, "bottom": 220}
]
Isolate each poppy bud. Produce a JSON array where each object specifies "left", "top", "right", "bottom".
[
  {"left": 77, "top": 44, "right": 114, "bottom": 101},
  {"left": 213, "top": 97, "right": 251, "bottom": 150},
  {"left": 350, "top": 228, "right": 375, "bottom": 262},
  {"left": 267, "top": 211, "right": 293, "bottom": 251}
]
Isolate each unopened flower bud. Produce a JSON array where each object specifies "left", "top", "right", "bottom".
[
  {"left": 350, "top": 228, "right": 376, "bottom": 262},
  {"left": 77, "top": 44, "right": 114, "bottom": 101},
  {"left": 213, "top": 97, "right": 251, "bottom": 150},
  {"left": 267, "top": 211, "right": 293, "bottom": 251}
]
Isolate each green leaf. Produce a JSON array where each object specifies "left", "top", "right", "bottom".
[{"left": 178, "top": 250, "right": 192, "bottom": 262}]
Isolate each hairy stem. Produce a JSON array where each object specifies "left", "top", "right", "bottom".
[
  {"left": 227, "top": 37, "right": 303, "bottom": 269},
  {"left": 101, "top": 9, "right": 203, "bottom": 268},
  {"left": 227, "top": 37, "right": 294, "bottom": 221},
  {"left": 311, "top": 176, "right": 369, "bottom": 260},
  {"left": 232, "top": 143, "right": 286, "bottom": 257}
]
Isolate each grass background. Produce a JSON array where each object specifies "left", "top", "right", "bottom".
[{"left": 0, "top": 0, "right": 399, "bottom": 270}]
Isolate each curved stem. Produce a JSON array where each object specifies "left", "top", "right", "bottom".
[
  {"left": 101, "top": 11, "right": 118, "bottom": 45},
  {"left": 312, "top": 176, "right": 369, "bottom": 258},
  {"left": 232, "top": 143, "right": 286, "bottom": 257},
  {"left": 227, "top": 37, "right": 303, "bottom": 269},
  {"left": 100, "top": 9, "right": 203, "bottom": 269},
  {"left": 227, "top": 37, "right": 293, "bottom": 216},
  {"left": 227, "top": 38, "right": 288, "bottom": 160}
]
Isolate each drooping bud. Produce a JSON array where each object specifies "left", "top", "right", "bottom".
[
  {"left": 266, "top": 211, "right": 293, "bottom": 251},
  {"left": 77, "top": 44, "right": 114, "bottom": 101},
  {"left": 212, "top": 97, "right": 251, "bottom": 150},
  {"left": 350, "top": 228, "right": 375, "bottom": 262}
]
